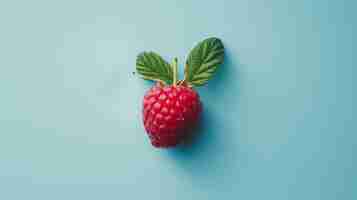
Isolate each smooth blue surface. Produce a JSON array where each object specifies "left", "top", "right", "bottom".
[{"left": 0, "top": 0, "right": 356, "bottom": 199}]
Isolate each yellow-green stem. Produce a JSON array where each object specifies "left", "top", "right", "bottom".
[{"left": 172, "top": 57, "right": 178, "bottom": 86}]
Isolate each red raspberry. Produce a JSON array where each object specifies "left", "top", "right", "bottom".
[
  {"left": 136, "top": 38, "right": 224, "bottom": 148},
  {"left": 143, "top": 83, "right": 202, "bottom": 148}
]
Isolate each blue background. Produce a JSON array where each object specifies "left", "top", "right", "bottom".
[{"left": 0, "top": 0, "right": 356, "bottom": 199}]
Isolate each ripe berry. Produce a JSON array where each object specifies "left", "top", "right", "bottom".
[
  {"left": 136, "top": 37, "right": 224, "bottom": 148},
  {"left": 143, "top": 83, "right": 202, "bottom": 147}
]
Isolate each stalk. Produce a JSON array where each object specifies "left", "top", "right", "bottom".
[{"left": 172, "top": 57, "right": 178, "bottom": 86}]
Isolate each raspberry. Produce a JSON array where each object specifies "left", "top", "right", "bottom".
[
  {"left": 136, "top": 37, "right": 224, "bottom": 148},
  {"left": 143, "top": 83, "right": 202, "bottom": 148}
]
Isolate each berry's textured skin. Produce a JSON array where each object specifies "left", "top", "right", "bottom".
[{"left": 143, "top": 83, "right": 202, "bottom": 148}]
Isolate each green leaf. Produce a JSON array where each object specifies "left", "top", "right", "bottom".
[
  {"left": 136, "top": 52, "right": 173, "bottom": 84},
  {"left": 185, "top": 37, "right": 224, "bottom": 86}
]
